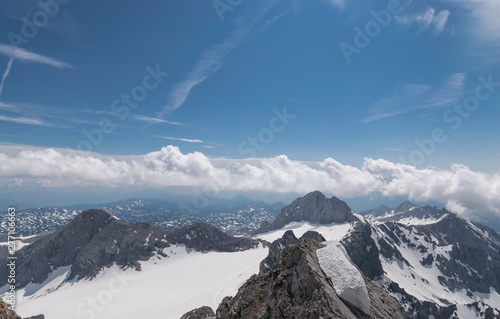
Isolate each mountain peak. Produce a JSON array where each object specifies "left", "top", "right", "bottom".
[
  {"left": 395, "top": 200, "right": 417, "bottom": 212},
  {"left": 255, "top": 191, "right": 357, "bottom": 233}
]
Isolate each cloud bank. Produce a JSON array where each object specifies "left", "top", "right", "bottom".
[{"left": 0, "top": 144, "right": 499, "bottom": 219}]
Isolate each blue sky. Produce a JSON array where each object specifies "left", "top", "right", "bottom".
[{"left": 1, "top": 0, "right": 500, "bottom": 216}]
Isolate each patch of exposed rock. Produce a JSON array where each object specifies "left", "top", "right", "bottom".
[
  {"left": 180, "top": 306, "right": 215, "bottom": 319},
  {"left": 259, "top": 230, "right": 325, "bottom": 274},
  {"left": 0, "top": 298, "right": 21, "bottom": 319},
  {"left": 166, "top": 223, "right": 265, "bottom": 252}
]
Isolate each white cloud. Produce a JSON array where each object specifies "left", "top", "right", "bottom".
[
  {"left": 159, "top": 136, "right": 204, "bottom": 143},
  {"left": 0, "top": 44, "right": 72, "bottom": 68},
  {"left": 1, "top": 144, "right": 499, "bottom": 218},
  {"left": 396, "top": 8, "right": 450, "bottom": 35},
  {"left": 133, "top": 115, "right": 183, "bottom": 126}
]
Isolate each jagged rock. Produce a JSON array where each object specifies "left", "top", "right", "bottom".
[
  {"left": 166, "top": 222, "right": 265, "bottom": 252},
  {"left": 364, "top": 278, "right": 406, "bottom": 319},
  {"left": 255, "top": 191, "right": 357, "bottom": 234},
  {"left": 216, "top": 238, "right": 405, "bottom": 319},
  {"left": 300, "top": 230, "right": 326, "bottom": 242},
  {"left": 259, "top": 230, "right": 325, "bottom": 275},
  {"left": 341, "top": 222, "right": 384, "bottom": 279},
  {"left": 217, "top": 239, "right": 358, "bottom": 318},
  {"left": 23, "top": 315, "right": 45, "bottom": 319},
  {"left": 180, "top": 306, "right": 215, "bottom": 319},
  {"left": 259, "top": 230, "right": 298, "bottom": 274},
  {"left": 0, "top": 298, "right": 21, "bottom": 319}
]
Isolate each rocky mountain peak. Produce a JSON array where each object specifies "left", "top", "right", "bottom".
[
  {"left": 255, "top": 191, "right": 357, "bottom": 233},
  {"left": 395, "top": 200, "right": 417, "bottom": 212}
]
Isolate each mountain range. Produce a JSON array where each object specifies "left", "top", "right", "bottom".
[
  {"left": 1, "top": 191, "right": 499, "bottom": 318},
  {"left": 0, "top": 196, "right": 283, "bottom": 237}
]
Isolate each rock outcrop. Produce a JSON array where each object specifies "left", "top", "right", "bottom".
[
  {"left": 180, "top": 306, "right": 215, "bottom": 319},
  {"left": 215, "top": 239, "right": 405, "bottom": 319},
  {"left": 259, "top": 230, "right": 325, "bottom": 274},
  {"left": 166, "top": 222, "right": 265, "bottom": 252},
  {"left": 0, "top": 298, "right": 21, "bottom": 319}
]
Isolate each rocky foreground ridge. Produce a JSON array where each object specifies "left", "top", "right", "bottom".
[{"left": 182, "top": 235, "right": 405, "bottom": 319}]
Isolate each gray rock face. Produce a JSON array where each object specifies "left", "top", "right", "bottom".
[
  {"left": 8, "top": 209, "right": 171, "bottom": 289},
  {"left": 23, "top": 315, "right": 45, "bottom": 319},
  {"left": 217, "top": 239, "right": 359, "bottom": 319},
  {"left": 216, "top": 238, "right": 405, "bottom": 319},
  {"left": 343, "top": 212, "right": 500, "bottom": 319},
  {"left": 180, "top": 306, "right": 215, "bottom": 319},
  {"left": 341, "top": 222, "right": 384, "bottom": 280},
  {"left": 166, "top": 222, "right": 265, "bottom": 252},
  {"left": 1, "top": 210, "right": 264, "bottom": 290},
  {"left": 255, "top": 191, "right": 357, "bottom": 234},
  {"left": 259, "top": 230, "right": 325, "bottom": 275}
]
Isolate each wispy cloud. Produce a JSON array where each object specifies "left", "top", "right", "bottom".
[
  {"left": 133, "top": 115, "right": 183, "bottom": 126},
  {"left": 323, "top": 0, "right": 345, "bottom": 9},
  {"left": 157, "top": 1, "right": 278, "bottom": 119},
  {"left": 158, "top": 136, "right": 204, "bottom": 143},
  {"left": 455, "top": 0, "right": 500, "bottom": 44},
  {"left": 0, "top": 101, "right": 14, "bottom": 109},
  {"left": 0, "top": 114, "right": 50, "bottom": 126},
  {"left": 362, "top": 73, "right": 466, "bottom": 123},
  {"left": 396, "top": 8, "right": 451, "bottom": 35},
  {"left": 0, "top": 57, "right": 13, "bottom": 97},
  {"left": 0, "top": 44, "right": 72, "bottom": 68},
  {"left": 433, "top": 10, "right": 450, "bottom": 34}
]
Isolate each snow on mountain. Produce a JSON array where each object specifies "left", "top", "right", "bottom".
[
  {"left": 317, "top": 241, "right": 371, "bottom": 315},
  {"left": 361, "top": 201, "right": 449, "bottom": 226},
  {"left": 7, "top": 244, "right": 268, "bottom": 319},
  {"left": 256, "top": 221, "right": 353, "bottom": 243},
  {"left": 364, "top": 215, "right": 500, "bottom": 318}
]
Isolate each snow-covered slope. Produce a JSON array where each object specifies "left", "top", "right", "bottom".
[
  {"left": 2, "top": 244, "right": 268, "bottom": 319},
  {"left": 256, "top": 221, "right": 353, "bottom": 243},
  {"left": 366, "top": 216, "right": 500, "bottom": 318}
]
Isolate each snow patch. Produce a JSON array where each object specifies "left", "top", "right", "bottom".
[{"left": 317, "top": 241, "right": 371, "bottom": 315}]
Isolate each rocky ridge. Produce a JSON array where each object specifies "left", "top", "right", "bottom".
[{"left": 0, "top": 209, "right": 264, "bottom": 290}]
